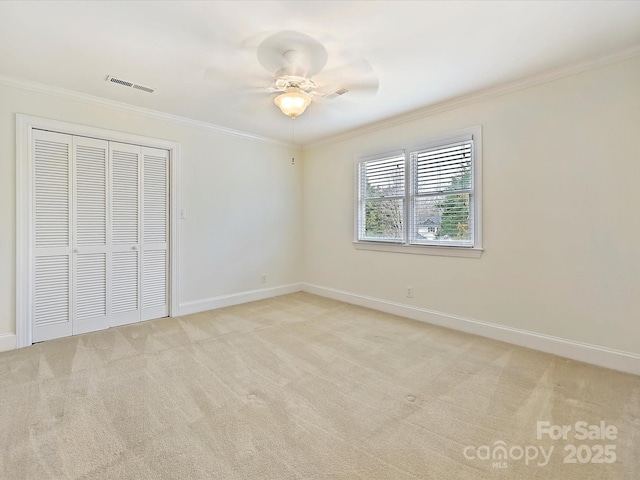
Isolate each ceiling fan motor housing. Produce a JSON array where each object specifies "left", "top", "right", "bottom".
[{"left": 274, "top": 73, "right": 318, "bottom": 95}]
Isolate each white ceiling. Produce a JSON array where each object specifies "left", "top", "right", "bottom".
[{"left": 1, "top": 1, "right": 639, "bottom": 145}]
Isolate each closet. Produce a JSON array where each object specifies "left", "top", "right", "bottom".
[{"left": 32, "top": 129, "right": 169, "bottom": 342}]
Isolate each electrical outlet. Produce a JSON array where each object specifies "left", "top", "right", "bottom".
[
  {"left": 406, "top": 287, "right": 413, "bottom": 298},
  {"left": 261, "top": 274, "right": 267, "bottom": 283}
]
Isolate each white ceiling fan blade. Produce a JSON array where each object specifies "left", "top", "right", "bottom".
[
  {"left": 314, "top": 58, "right": 379, "bottom": 100},
  {"left": 231, "top": 92, "right": 276, "bottom": 116},
  {"left": 315, "top": 77, "right": 379, "bottom": 99},
  {"left": 256, "top": 30, "right": 328, "bottom": 77},
  {"left": 204, "top": 66, "right": 270, "bottom": 88}
]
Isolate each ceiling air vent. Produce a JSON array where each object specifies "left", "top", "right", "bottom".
[
  {"left": 106, "top": 75, "right": 155, "bottom": 93},
  {"left": 322, "top": 87, "right": 349, "bottom": 100}
]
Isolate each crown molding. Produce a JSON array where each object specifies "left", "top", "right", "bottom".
[
  {"left": 2, "top": 43, "right": 639, "bottom": 150},
  {"left": 0, "top": 74, "right": 288, "bottom": 147},
  {"left": 305, "top": 44, "right": 640, "bottom": 150}
]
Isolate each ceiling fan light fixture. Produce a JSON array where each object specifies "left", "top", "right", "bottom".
[{"left": 274, "top": 87, "right": 311, "bottom": 118}]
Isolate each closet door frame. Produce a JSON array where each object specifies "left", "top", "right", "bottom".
[{"left": 16, "top": 114, "right": 180, "bottom": 348}]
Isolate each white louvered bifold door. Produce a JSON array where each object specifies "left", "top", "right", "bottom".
[
  {"left": 31, "top": 134, "right": 169, "bottom": 342},
  {"left": 72, "top": 136, "right": 110, "bottom": 335},
  {"left": 141, "top": 147, "right": 169, "bottom": 321},
  {"left": 109, "top": 142, "right": 142, "bottom": 327},
  {"left": 32, "top": 130, "right": 73, "bottom": 342}
]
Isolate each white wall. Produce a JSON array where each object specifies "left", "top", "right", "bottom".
[
  {"left": 2, "top": 55, "right": 639, "bottom": 372},
  {"left": 302, "top": 56, "right": 640, "bottom": 357},
  {"left": 0, "top": 82, "right": 303, "bottom": 339}
]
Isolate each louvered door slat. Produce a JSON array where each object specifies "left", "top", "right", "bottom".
[
  {"left": 76, "top": 253, "right": 107, "bottom": 320},
  {"left": 72, "top": 137, "right": 110, "bottom": 335},
  {"left": 109, "top": 143, "right": 141, "bottom": 327},
  {"left": 75, "top": 144, "right": 107, "bottom": 246},
  {"left": 112, "top": 150, "right": 139, "bottom": 245},
  {"left": 141, "top": 147, "right": 169, "bottom": 321},
  {"left": 143, "top": 250, "right": 167, "bottom": 308},
  {"left": 35, "top": 138, "right": 70, "bottom": 248},
  {"left": 34, "top": 256, "right": 70, "bottom": 327},
  {"left": 32, "top": 130, "right": 73, "bottom": 342},
  {"left": 112, "top": 251, "right": 139, "bottom": 313},
  {"left": 143, "top": 153, "right": 168, "bottom": 244}
]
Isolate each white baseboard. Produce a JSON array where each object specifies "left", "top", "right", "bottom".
[
  {"left": 302, "top": 283, "right": 640, "bottom": 377},
  {"left": 179, "top": 283, "right": 303, "bottom": 316},
  {"left": 0, "top": 333, "right": 16, "bottom": 353}
]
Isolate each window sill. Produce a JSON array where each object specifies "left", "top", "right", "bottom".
[{"left": 353, "top": 241, "right": 483, "bottom": 258}]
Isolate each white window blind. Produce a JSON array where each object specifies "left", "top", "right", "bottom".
[
  {"left": 358, "top": 152, "right": 405, "bottom": 242},
  {"left": 355, "top": 127, "right": 481, "bottom": 254},
  {"left": 411, "top": 140, "right": 474, "bottom": 246}
]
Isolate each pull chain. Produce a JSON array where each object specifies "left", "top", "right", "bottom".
[{"left": 291, "top": 118, "right": 296, "bottom": 165}]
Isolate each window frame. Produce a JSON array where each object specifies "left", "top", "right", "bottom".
[{"left": 353, "top": 126, "right": 483, "bottom": 258}]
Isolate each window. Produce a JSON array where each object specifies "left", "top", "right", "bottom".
[{"left": 355, "top": 127, "right": 482, "bottom": 257}]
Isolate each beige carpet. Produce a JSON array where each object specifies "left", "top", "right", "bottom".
[{"left": 1, "top": 292, "right": 638, "bottom": 479}]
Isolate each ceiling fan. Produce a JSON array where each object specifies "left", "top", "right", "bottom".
[{"left": 252, "top": 30, "right": 379, "bottom": 119}]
